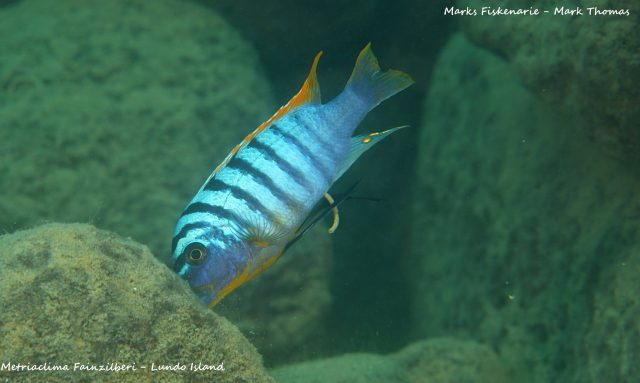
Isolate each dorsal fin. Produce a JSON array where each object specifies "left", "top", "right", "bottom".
[
  {"left": 289, "top": 50, "right": 323, "bottom": 106},
  {"left": 258, "top": 50, "right": 323, "bottom": 128},
  {"left": 204, "top": 51, "right": 323, "bottom": 182}
]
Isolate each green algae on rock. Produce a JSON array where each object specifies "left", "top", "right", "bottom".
[
  {"left": 411, "top": 33, "right": 640, "bottom": 383},
  {"left": 0, "top": 0, "right": 274, "bottom": 259},
  {"left": 0, "top": 224, "right": 275, "bottom": 383}
]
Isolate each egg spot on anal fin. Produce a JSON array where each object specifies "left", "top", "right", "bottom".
[{"left": 323, "top": 192, "right": 340, "bottom": 234}]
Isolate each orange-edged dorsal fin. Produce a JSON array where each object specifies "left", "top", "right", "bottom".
[
  {"left": 262, "top": 49, "right": 323, "bottom": 127},
  {"left": 296, "top": 50, "right": 323, "bottom": 104},
  {"left": 204, "top": 51, "right": 324, "bottom": 181}
]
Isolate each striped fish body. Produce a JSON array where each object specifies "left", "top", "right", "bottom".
[{"left": 172, "top": 44, "right": 413, "bottom": 307}]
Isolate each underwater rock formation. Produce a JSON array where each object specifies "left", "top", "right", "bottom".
[
  {"left": 217, "top": 224, "right": 333, "bottom": 365},
  {"left": 458, "top": 0, "right": 640, "bottom": 163},
  {"left": 0, "top": 224, "right": 275, "bottom": 383},
  {"left": 392, "top": 338, "right": 509, "bottom": 383},
  {"left": 579, "top": 245, "right": 640, "bottom": 382},
  {"left": 0, "top": 0, "right": 274, "bottom": 259},
  {"left": 270, "top": 337, "right": 508, "bottom": 383},
  {"left": 411, "top": 33, "right": 640, "bottom": 383},
  {"left": 272, "top": 353, "right": 409, "bottom": 383}
]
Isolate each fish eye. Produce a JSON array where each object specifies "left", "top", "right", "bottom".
[{"left": 184, "top": 242, "right": 206, "bottom": 265}]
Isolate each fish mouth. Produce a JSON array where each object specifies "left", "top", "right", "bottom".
[{"left": 192, "top": 281, "right": 231, "bottom": 308}]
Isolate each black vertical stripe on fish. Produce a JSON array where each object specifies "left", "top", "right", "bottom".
[
  {"left": 226, "top": 156, "right": 305, "bottom": 212},
  {"left": 173, "top": 254, "right": 187, "bottom": 273},
  {"left": 179, "top": 201, "right": 248, "bottom": 239},
  {"left": 181, "top": 201, "right": 231, "bottom": 219},
  {"left": 246, "top": 136, "right": 314, "bottom": 193},
  {"left": 292, "top": 114, "right": 337, "bottom": 157},
  {"left": 203, "top": 178, "right": 277, "bottom": 221},
  {"left": 270, "top": 123, "right": 333, "bottom": 183},
  {"left": 172, "top": 221, "right": 209, "bottom": 254}
]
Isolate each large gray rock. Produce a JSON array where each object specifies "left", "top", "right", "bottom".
[
  {"left": 392, "top": 338, "right": 510, "bottom": 383},
  {"left": 0, "top": 0, "right": 274, "bottom": 259},
  {"left": 411, "top": 33, "right": 640, "bottom": 383},
  {"left": 0, "top": 224, "right": 275, "bottom": 383},
  {"left": 272, "top": 353, "right": 409, "bottom": 383},
  {"left": 271, "top": 337, "right": 509, "bottom": 383},
  {"left": 579, "top": 245, "right": 640, "bottom": 382},
  {"left": 458, "top": 0, "right": 640, "bottom": 164}
]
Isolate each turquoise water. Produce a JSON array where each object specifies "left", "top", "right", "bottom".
[{"left": 1, "top": 1, "right": 638, "bottom": 382}]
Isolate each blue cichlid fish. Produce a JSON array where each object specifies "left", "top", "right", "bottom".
[{"left": 171, "top": 44, "right": 413, "bottom": 307}]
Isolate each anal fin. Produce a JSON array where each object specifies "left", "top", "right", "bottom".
[{"left": 333, "top": 125, "right": 409, "bottom": 183}]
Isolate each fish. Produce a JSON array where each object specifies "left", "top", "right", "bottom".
[{"left": 171, "top": 43, "right": 413, "bottom": 307}]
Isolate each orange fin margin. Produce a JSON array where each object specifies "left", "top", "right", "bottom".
[{"left": 206, "top": 51, "right": 323, "bottom": 180}]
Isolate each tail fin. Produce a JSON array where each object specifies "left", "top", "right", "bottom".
[{"left": 345, "top": 43, "right": 413, "bottom": 111}]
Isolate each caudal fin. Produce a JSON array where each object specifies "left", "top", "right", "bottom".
[{"left": 345, "top": 43, "right": 413, "bottom": 112}]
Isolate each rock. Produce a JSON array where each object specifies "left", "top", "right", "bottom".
[
  {"left": 458, "top": 0, "right": 640, "bottom": 164},
  {"left": 271, "top": 353, "right": 409, "bottom": 383},
  {"left": 217, "top": 224, "right": 333, "bottom": 365},
  {"left": 411, "top": 33, "right": 640, "bottom": 383},
  {"left": 0, "top": 0, "right": 274, "bottom": 259},
  {"left": 270, "top": 337, "right": 508, "bottom": 383},
  {"left": 0, "top": 223, "right": 275, "bottom": 383},
  {"left": 579, "top": 246, "right": 640, "bottom": 382},
  {"left": 391, "top": 338, "right": 510, "bottom": 383}
]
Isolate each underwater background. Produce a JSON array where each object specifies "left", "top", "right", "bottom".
[{"left": 0, "top": 0, "right": 638, "bottom": 382}]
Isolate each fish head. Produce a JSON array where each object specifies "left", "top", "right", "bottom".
[{"left": 171, "top": 227, "right": 242, "bottom": 306}]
